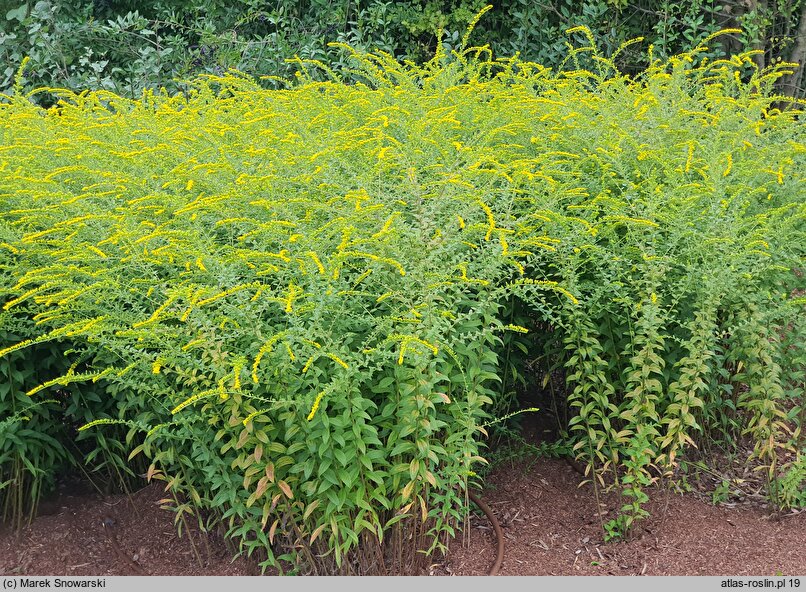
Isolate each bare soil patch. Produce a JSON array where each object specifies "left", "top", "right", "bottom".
[
  {"left": 0, "top": 480, "right": 256, "bottom": 576},
  {"left": 1, "top": 458, "right": 803, "bottom": 576},
  {"left": 442, "top": 458, "right": 806, "bottom": 576}
]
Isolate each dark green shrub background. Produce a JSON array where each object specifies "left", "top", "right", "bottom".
[{"left": 2, "top": 1, "right": 805, "bottom": 99}]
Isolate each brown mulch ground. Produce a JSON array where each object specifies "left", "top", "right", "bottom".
[
  {"left": 1, "top": 457, "right": 804, "bottom": 576},
  {"left": 443, "top": 458, "right": 806, "bottom": 576},
  {"left": 0, "top": 481, "right": 257, "bottom": 576}
]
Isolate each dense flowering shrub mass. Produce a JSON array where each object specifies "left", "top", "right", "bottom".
[{"left": 0, "top": 28, "right": 804, "bottom": 570}]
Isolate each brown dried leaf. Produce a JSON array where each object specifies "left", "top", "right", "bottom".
[
  {"left": 424, "top": 470, "right": 437, "bottom": 487},
  {"left": 270, "top": 493, "right": 281, "bottom": 511},
  {"left": 265, "top": 462, "right": 275, "bottom": 483},
  {"left": 236, "top": 428, "right": 250, "bottom": 449},
  {"left": 419, "top": 495, "right": 428, "bottom": 522},
  {"left": 145, "top": 464, "right": 161, "bottom": 482},
  {"left": 269, "top": 519, "right": 280, "bottom": 544},
  {"left": 255, "top": 476, "right": 269, "bottom": 499},
  {"left": 303, "top": 499, "right": 320, "bottom": 521},
  {"left": 278, "top": 480, "right": 293, "bottom": 499},
  {"left": 401, "top": 481, "right": 414, "bottom": 501},
  {"left": 310, "top": 523, "right": 326, "bottom": 545}
]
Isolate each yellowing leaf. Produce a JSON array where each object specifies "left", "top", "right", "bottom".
[{"left": 278, "top": 480, "right": 293, "bottom": 499}]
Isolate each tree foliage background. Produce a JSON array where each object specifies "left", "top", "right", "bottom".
[{"left": 1, "top": 0, "right": 805, "bottom": 99}]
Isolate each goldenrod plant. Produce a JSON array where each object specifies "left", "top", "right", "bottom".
[{"left": 0, "top": 15, "right": 803, "bottom": 570}]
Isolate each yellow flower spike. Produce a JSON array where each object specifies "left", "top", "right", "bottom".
[
  {"left": 252, "top": 333, "right": 286, "bottom": 383},
  {"left": 179, "top": 287, "right": 205, "bottom": 322},
  {"left": 284, "top": 282, "right": 302, "bottom": 313},
  {"left": 746, "top": 240, "right": 769, "bottom": 249},
  {"left": 25, "top": 369, "right": 113, "bottom": 397},
  {"left": 21, "top": 228, "right": 60, "bottom": 243},
  {"left": 133, "top": 292, "right": 181, "bottom": 328},
  {"left": 336, "top": 228, "right": 353, "bottom": 251},
  {"left": 389, "top": 334, "right": 439, "bottom": 365},
  {"left": 302, "top": 356, "right": 315, "bottom": 373},
  {"left": 3, "top": 287, "right": 45, "bottom": 311},
  {"left": 77, "top": 418, "right": 123, "bottom": 432},
  {"left": 504, "top": 324, "right": 529, "bottom": 334},
  {"left": 499, "top": 233, "right": 509, "bottom": 256},
  {"left": 371, "top": 212, "right": 400, "bottom": 239},
  {"left": 145, "top": 423, "right": 169, "bottom": 439},
  {"left": 351, "top": 269, "right": 373, "bottom": 288},
  {"left": 250, "top": 285, "right": 267, "bottom": 301},
  {"left": 723, "top": 153, "right": 733, "bottom": 177},
  {"left": 152, "top": 356, "right": 165, "bottom": 375},
  {"left": 306, "top": 251, "right": 326, "bottom": 274},
  {"left": 25, "top": 384, "right": 47, "bottom": 397},
  {"left": 295, "top": 257, "right": 309, "bottom": 276},
  {"left": 306, "top": 390, "right": 326, "bottom": 421},
  {"left": 477, "top": 199, "right": 496, "bottom": 241},
  {"left": 219, "top": 318, "right": 241, "bottom": 330},
  {"left": 507, "top": 259, "right": 525, "bottom": 275},
  {"left": 457, "top": 263, "right": 490, "bottom": 286},
  {"left": 64, "top": 316, "right": 106, "bottom": 337},
  {"left": 684, "top": 142, "right": 694, "bottom": 172},
  {"left": 87, "top": 245, "right": 107, "bottom": 258},
  {"left": 413, "top": 338, "right": 438, "bottom": 356},
  {"left": 171, "top": 389, "right": 218, "bottom": 415},
  {"left": 326, "top": 353, "right": 349, "bottom": 369},
  {"left": 196, "top": 283, "right": 257, "bottom": 307},
  {"left": 232, "top": 356, "right": 246, "bottom": 391},
  {"left": 242, "top": 409, "right": 269, "bottom": 426},
  {"left": 182, "top": 338, "right": 204, "bottom": 351}
]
